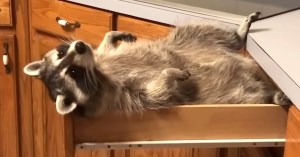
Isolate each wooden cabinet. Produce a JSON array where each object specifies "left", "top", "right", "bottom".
[
  {"left": 25, "top": 1, "right": 286, "bottom": 157},
  {"left": 0, "top": 0, "right": 296, "bottom": 157},
  {"left": 284, "top": 106, "right": 300, "bottom": 157},
  {"left": 0, "top": 35, "right": 19, "bottom": 157}
]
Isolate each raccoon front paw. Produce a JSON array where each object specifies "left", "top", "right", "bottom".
[
  {"left": 178, "top": 70, "right": 191, "bottom": 81},
  {"left": 162, "top": 68, "right": 191, "bottom": 81},
  {"left": 273, "top": 91, "right": 291, "bottom": 105},
  {"left": 121, "top": 33, "right": 137, "bottom": 42}
]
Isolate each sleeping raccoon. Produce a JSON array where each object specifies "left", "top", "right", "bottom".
[{"left": 23, "top": 12, "right": 290, "bottom": 117}]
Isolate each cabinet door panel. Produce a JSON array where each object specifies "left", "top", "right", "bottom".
[
  {"left": 0, "top": 35, "right": 19, "bottom": 157},
  {"left": 30, "top": 25, "right": 111, "bottom": 157},
  {"left": 31, "top": 31, "right": 81, "bottom": 157}
]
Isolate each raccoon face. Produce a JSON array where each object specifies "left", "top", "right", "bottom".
[{"left": 23, "top": 40, "right": 101, "bottom": 115}]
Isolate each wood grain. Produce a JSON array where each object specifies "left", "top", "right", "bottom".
[
  {"left": 0, "top": 35, "right": 19, "bottom": 157},
  {"left": 31, "top": 0, "right": 113, "bottom": 46},
  {"left": 75, "top": 149, "right": 110, "bottom": 157},
  {"left": 15, "top": 0, "right": 35, "bottom": 156},
  {"left": 29, "top": 31, "right": 76, "bottom": 157},
  {"left": 0, "top": 0, "right": 12, "bottom": 25},
  {"left": 117, "top": 15, "right": 171, "bottom": 40},
  {"left": 74, "top": 104, "right": 288, "bottom": 142},
  {"left": 193, "top": 148, "right": 219, "bottom": 157},
  {"left": 239, "top": 148, "right": 272, "bottom": 157},
  {"left": 284, "top": 105, "right": 300, "bottom": 157},
  {"left": 29, "top": 1, "right": 114, "bottom": 156},
  {"left": 130, "top": 148, "right": 194, "bottom": 157},
  {"left": 91, "top": 150, "right": 110, "bottom": 157}
]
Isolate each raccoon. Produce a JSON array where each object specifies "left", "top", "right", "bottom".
[{"left": 23, "top": 12, "right": 290, "bottom": 117}]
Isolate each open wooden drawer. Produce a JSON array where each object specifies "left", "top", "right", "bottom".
[
  {"left": 28, "top": 4, "right": 290, "bottom": 156},
  {"left": 59, "top": 103, "right": 289, "bottom": 156}
]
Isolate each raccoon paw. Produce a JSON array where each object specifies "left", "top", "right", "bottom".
[
  {"left": 273, "top": 91, "right": 291, "bottom": 105},
  {"left": 121, "top": 33, "right": 137, "bottom": 42},
  {"left": 178, "top": 70, "right": 191, "bottom": 81},
  {"left": 162, "top": 68, "right": 191, "bottom": 81},
  {"left": 246, "top": 12, "right": 261, "bottom": 23}
]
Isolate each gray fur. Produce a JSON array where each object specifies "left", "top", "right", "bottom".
[{"left": 23, "top": 12, "right": 290, "bottom": 117}]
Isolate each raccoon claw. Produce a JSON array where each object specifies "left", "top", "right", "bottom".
[
  {"left": 178, "top": 70, "right": 191, "bottom": 81},
  {"left": 162, "top": 68, "right": 191, "bottom": 81},
  {"left": 122, "top": 33, "right": 137, "bottom": 42},
  {"left": 274, "top": 91, "right": 291, "bottom": 105}
]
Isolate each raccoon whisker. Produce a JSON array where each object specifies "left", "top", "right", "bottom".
[
  {"left": 59, "top": 38, "right": 68, "bottom": 44},
  {"left": 66, "top": 37, "right": 74, "bottom": 44},
  {"left": 83, "top": 72, "right": 90, "bottom": 94},
  {"left": 85, "top": 69, "right": 99, "bottom": 91},
  {"left": 90, "top": 69, "right": 103, "bottom": 88},
  {"left": 55, "top": 35, "right": 71, "bottom": 45},
  {"left": 84, "top": 70, "right": 96, "bottom": 93},
  {"left": 69, "top": 34, "right": 76, "bottom": 42}
]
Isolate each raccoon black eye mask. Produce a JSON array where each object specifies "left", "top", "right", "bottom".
[{"left": 23, "top": 12, "right": 290, "bottom": 117}]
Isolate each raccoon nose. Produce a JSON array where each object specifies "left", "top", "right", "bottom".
[{"left": 75, "top": 41, "right": 86, "bottom": 54}]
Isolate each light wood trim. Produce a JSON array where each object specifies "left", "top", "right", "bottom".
[
  {"left": 284, "top": 105, "right": 300, "bottom": 157},
  {"left": 76, "top": 139, "right": 285, "bottom": 150},
  {"left": 117, "top": 15, "right": 171, "bottom": 40},
  {"left": 74, "top": 104, "right": 288, "bottom": 143},
  {"left": 0, "top": 0, "right": 12, "bottom": 26}
]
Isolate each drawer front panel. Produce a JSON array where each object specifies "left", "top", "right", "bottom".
[
  {"left": 117, "top": 15, "right": 171, "bottom": 40},
  {"left": 0, "top": 0, "right": 12, "bottom": 26},
  {"left": 74, "top": 104, "right": 288, "bottom": 143},
  {"left": 31, "top": 0, "right": 113, "bottom": 45}
]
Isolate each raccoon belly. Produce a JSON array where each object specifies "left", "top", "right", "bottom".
[{"left": 185, "top": 56, "right": 271, "bottom": 105}]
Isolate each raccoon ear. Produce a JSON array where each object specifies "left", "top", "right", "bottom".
[
  {"left": 55, "top": 95, "right": 77, "bottom": 115},
  {"left": 23, "top": 60, "right": 43, "bottom": 76}
]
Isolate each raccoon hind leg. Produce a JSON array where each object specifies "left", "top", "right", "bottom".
[
  {"left": 236, "top": 12, "right": 261, "bottom": 45},
  {"left": 145, "top": 68, "right": 191, "bottom": 106},
  {"left": 272, "top": 91, "right": 291, "bottom": 105}
]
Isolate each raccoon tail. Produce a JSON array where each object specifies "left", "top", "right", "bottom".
[{"left": 272, "top": 91, "right": 291, "bottom": 105}]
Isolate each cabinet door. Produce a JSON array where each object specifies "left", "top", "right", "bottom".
[
  {"left": 29, "top": 0, "right": 113, "bottom": 156},
  {"left": 30, "top": 30, "right": 112, "bottom": 157},
  {"left": 0, "top": 35, "right": 19, "bottom": 157}
]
